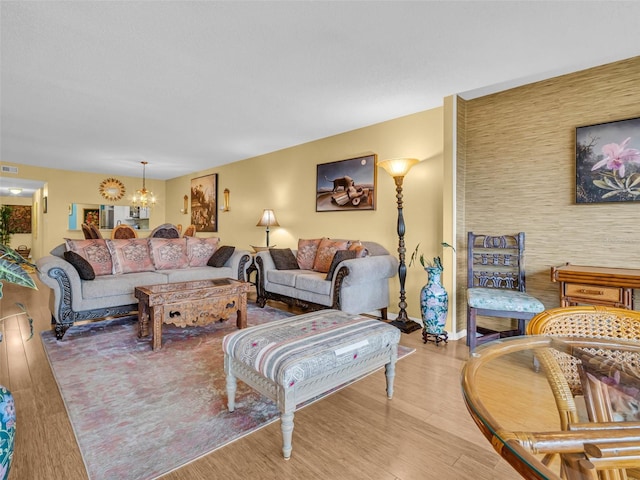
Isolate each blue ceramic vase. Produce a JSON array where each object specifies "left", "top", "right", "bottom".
[
  {"left": 0, "top": 385, "right": 15, "bottom": 480},
  {"left": 420, "top": 267, "right": 448, "bottom": 335}
]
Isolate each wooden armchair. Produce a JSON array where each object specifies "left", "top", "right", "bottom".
[
  {"left": 148, "top": 223, "right": 180, "bottom": 239},
  {"left": 81, "top": 222, "right": 102, "bottom": 239},
  {"left": 111, "top": 224, "right": 138, "bottom": 239},
  {"left": 182, "top": 224, "right": 196, "bottom": 237},
  {"left": 466, "top": 232, "right": 544, "bottom": 351},
  {"left": 527, "top": 306, "right": 640, "bottom": 479}
]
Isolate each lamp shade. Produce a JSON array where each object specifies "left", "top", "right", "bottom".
[
  {"left": 378, "top": 158, "right": 420, "bottom": 178},
  {"left": 256, "top": 209, "right": 280, "bottom": 227}
]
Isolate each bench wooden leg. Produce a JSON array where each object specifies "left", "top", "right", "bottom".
[
  {"left": 225, "top": 361, "right": 237, "bottom": 412},
  {"left": 385, "top": 360, "right": 396, "bottom": 399},
  {"left": 281, "top": 411, "right": 295, "bottom": 460}
]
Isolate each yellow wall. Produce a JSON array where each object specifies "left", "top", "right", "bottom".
[
  {"left": 166, "top": 109, "right": 445, "bottom": 321},
  {"left": 458, "top": 56, "right": 640, "bottom": 331}
]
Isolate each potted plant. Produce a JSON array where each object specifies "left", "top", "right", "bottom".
[
  {"left": 0, "top": 206, "right": 12, "bottom": 247},
  {"left": 409, "top": 242, "right": 455, "bottom": 345},
  {"left": 0, "top": 243, "right": 37, "bottom": 480}
]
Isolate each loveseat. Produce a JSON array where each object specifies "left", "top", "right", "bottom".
[
  {"left": 37, "top": 237, "right": 250, "bottom": 339},
  {"left": 255, "top": 238, "right": 398, "bottom": 318}
]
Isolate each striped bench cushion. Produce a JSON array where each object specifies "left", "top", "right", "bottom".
[{"left": 222, "top": 310, "right": 400, "bottom": 389}]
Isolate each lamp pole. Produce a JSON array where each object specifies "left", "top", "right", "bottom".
[{"left": 390, "top": 175, "right": 421, "bottom": 333}]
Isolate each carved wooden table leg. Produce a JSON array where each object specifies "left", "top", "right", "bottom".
[
  {"left": 236, "top": 292, "right": 247, "bottom": 329},
  {"left": 137, "top": 299, "right": 150, "bottom": 338},
  {"left": 151, "top": 304, "right": 163, "bottom": 351}
]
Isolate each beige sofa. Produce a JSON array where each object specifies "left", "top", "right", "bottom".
[
  {"left": 255, "top": 240, "right": 397, "bottom": 318},
  {"left": 37, "top": 237, "right": 250, "bottom": 340}
]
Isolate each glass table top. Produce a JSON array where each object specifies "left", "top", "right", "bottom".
[{"left": 460, "top": 335, "right": 640, "bottom": 480}]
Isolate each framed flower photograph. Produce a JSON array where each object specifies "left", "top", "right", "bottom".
[
  {"left": 576, "top": 116, "right": 640, "bottom": 204},
  {"left": 316, "top": 154, "right": 377, "bottom": 212},
  {"left": 83, "top": 208, "right": 100, "bottom": 227}
]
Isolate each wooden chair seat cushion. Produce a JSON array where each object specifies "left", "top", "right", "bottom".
[{"left": 467, "top": 287, "right": 545, "bottom": 313}]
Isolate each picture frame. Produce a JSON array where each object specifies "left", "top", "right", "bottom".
[
  {"left": 576, "top": 116, "right": 640, "bottom": 204},
  {"left": 316, "top": 154, "right": 377, "bottom": 212},
  {"left": 33, "top": 202, "right": 37, "bottom": 239},
  {"left": 83, "top": 208, "right": 100, "bottom": 227},
  {"left": 7, "top": 205, "right": 32, "bottom": 234},
  {"left": 190, "top": 173, "right": 218, "bottom": 232}
]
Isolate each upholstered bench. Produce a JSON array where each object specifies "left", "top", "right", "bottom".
[{"left": 222, "top": 309, "right": 401, "bottom": 459}]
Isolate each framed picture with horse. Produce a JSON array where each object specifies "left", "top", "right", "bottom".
[{"left": 315, "top": 154, "right": 377, "bottom": 212}]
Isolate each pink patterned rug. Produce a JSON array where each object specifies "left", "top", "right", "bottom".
[{"left": 41, "top": 304, "right": 413, "bottom": 480}]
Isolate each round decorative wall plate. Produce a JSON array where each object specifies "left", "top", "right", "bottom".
[{"left": 99, "top": 178, "right": 126, "bottom": 201}]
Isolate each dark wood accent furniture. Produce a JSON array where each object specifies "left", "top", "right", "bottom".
[
  {"left": 135, "top": 278, "right": 250, "bottom": 351},
  {"left": 550, "top": 264, "right": 640, "bottom": 310},
  {"left": 466, "top": 232, "right": 544, "bottom": 351}
]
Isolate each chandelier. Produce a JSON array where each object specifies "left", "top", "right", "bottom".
[{"left": 132, "top": 161, "right": 156, "bottom": 208}]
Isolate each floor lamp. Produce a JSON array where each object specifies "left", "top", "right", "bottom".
[{"left": 378, "top": 158, "right": 422, "bottom": 334}]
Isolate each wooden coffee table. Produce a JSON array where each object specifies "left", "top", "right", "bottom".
[{"left": 135, "top": 278, "right": 251, "bottom": 350}]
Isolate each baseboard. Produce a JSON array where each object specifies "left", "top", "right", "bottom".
[{"left": 383, "top": 311, "right": 466, "bottom": 341}]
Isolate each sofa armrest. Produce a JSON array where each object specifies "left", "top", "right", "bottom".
[
  {"left": 225, "top": 249, "right": 252, "bottom": 281},
  {"left": 36, "top": 255, "right": 82, "bottom": 296},
  {"left": 36, "top": 255, "right": 84, "bottom": 324},
  {"left": 255, "top": 250, "right": 276, "bottom": 271},
  {"left": 336, "top": 255, "right": 399, "bottom": 285}
]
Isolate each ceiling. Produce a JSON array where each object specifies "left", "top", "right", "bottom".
[{"left": 1, "top": 1, "right": 640, "bottom": 185}]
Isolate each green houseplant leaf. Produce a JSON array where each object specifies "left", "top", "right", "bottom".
[{"left": 0, "top": 244, "right": 37, "bottom": 298}]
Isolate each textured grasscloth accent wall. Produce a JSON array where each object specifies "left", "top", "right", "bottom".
[
  {"left": 456, "top": 95, "right": 468, "bottom": 333},
  {"left": 457, "top": 56, "right": 640, "bottom": 332}
]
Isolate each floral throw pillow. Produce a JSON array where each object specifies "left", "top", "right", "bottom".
[
  {"left": 312, "top": 238, "right": 349, "bottom": 273},
  {"left": 107, "top": 239, "right": 155, "bottom": 274},
  {"left": 64, "top": 239, "right": 113, "bottom": 276},
  {"left": 148, "top": 238, "right": 189, "bottom": 270},
  {"left": 296, "top": 238, "right": 322, "bottom": 270},
  {"left": 348, "top": 242, "right": 369, "bottom": 258},
  {"left": 187, "top": 236, "right": 220, "bottom": 267}
]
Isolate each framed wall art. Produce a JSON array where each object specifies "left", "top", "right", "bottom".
[
  {"left": 316, "top": 154, "right": 377, "bottom": 212},
  {"left": 190, "top": 173, "right": 218, "bottom": 232},
  {"left": 7, "top": 205, "right": 32, "bottom": 233},
  {"left": 576, "top": 116, "right": 640, "bottom": 204},
  {"left": 83, "top": 208, "right": 100, "bottom": 227}
]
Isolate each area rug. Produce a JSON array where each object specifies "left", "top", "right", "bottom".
[{"left": 41, "top": 305, "right": 414, "bottom": 480}]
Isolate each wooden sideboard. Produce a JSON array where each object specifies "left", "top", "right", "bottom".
[{"left": 550, "top": 264, "right": 640, "bottom": 309}]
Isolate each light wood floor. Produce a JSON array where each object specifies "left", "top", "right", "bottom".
[{"left": 0, "top": 277, "right": 522, "bottom": 480}]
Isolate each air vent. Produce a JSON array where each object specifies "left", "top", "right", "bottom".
[{"left": 1, "top": 165, "right": 18, "bottom": 174}]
